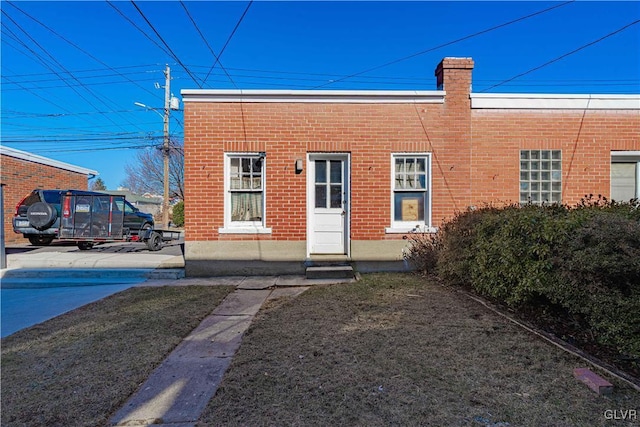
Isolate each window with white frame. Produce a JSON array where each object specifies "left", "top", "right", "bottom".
[
  {"left": 611, "top": 152, "right": 640, "bottom": 201},
  {"left": 520, "top": 150, "right": 562, "bottom": 204},
  {"left": 390, "top": 154, "right": 431, "bottom": 230},
  {"left": 223, "top": 154, "right": 267, "bottom": 231}
]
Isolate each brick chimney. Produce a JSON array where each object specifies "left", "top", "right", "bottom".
[
  {"left": 434, "top": 57, "right": 474, "bottom": 94},
  {"left": 431, "top": 57, "right": 475, "bottom": 215}
]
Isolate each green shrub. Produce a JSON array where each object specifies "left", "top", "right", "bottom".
[
  {"left": 436, "top": 206, "right": 503, "bottom": 286},
  {"left": 171, "top": 201, "right": 184, "bottom": 227},
  {"left": 407, "top": 197, "right": 640, "bottom": 358},
  {"left": 470, "top": 204, "right": 567, "bottom": 306},
  {"left": 553, "top": 211, "right": 640, "bottom": 355}
]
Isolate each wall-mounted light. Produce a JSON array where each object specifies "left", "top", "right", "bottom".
[{"left": 295, "top": 159, "right": 304, "bottom": 174}]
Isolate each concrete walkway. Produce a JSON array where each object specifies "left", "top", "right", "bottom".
[{"left": 110, "top": 276, "right": 348, "bottom": 427}]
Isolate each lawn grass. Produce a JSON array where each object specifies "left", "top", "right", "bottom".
[
  {"left": 1, "top": 285, "right": 234, "bottom": 427},
  {"left": 200, "top": 273, "right": 640, "bottom": 427}
]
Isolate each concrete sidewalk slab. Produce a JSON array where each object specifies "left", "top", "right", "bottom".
[
  {"left": 237, "top": 275, "right": 278, "bottom": 290},
  {"left": 110, "top": 288, "right": 274, "bottom": 427},
  {"left": 5, "top": 251, "right": 184, "bottom": 270}
]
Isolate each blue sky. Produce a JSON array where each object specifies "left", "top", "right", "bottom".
[{"left": 2, "top": 1, "right": 639, "bottom": 190}]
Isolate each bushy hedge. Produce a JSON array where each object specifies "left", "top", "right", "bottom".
[
  {"left": 171, "top": 201, "right": 184, "bottom": 227},
  {"left": 406, "top": 196, "right": 640, "bottom": 357}
]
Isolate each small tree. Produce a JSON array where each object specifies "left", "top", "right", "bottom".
[
  {"left": 171, "top": 200, "right": 184, "bottom": 227},
  {"left": 122, "top": 141, "right": 184, "bottom": 200},
  {"left": 90, "top": 177, "right": 107, "bottom": 191}
]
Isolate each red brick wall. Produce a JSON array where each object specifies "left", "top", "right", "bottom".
[
  {"left": 471, "top": 109, "right": 640, "bottom": 207},
  {"left": 1, "top": 155, "right": 89, "bottom": 245},
  {"left": 184, "top": 101, "right": 455, "bottom": 242},
  {"left": 183, "top": 57, "right": 640, "bottom": 245}
]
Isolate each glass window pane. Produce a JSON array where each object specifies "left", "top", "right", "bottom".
[
  {"left": 417, "top": 174, "right": 426, "bottom": 189},
  {"left": 315, "top": 161, "right": 326, "bottom": 183},
  {"left": 541, "top": 182, "right": 550, "bottom": 191},
  {"left": 552, "top": 150, "right": 562, "bottom": 160},
  {"left": 552, "top": 171, "right": 562, "bottom": 181},
  {"left": 252, "top": 177, "right": 261, "bottom": 190},
  {"left": 530, "top": 172, "right": 539, "bottom": 181},
  {"left": 406, "top": 174, "right": 416, "bottom": 189},
  {"left": 396, "top": 174, "right": 405, "bottom": 189},
  {"left": 230, "top": 158, "right": 240, "bottom": 174},
  {"left": 552, "top": 182, "right": 562, "bottom": 191},
  {"left": 315, "top": 185, "right": 326, "bottom": 208},
  {"left": 552, "top": 193, "right": 561, "bottom": 202},
  {"left": 521, "top": 162, "right": 529, "bottom": 171},
  {"left": 541, "top": 192, "right": 550, "bottom": 202},
  {"left": 394, "top": 192, "right": 425, "bottom": 222},
  {"left": 520, "top": 193, "right": 529, "bottom": 203},
  {"left": 395, "top": 158, "right": 404, "bottom": 173},
  {"left": 541, "top": 161, "right": 550, "bottom": 170},
  {"left": 531, "top": 151, "right": 540, "bottom": 160},
  {"left": 520, "top": 172, "right": 529, "bottom": 180},
  {"left": 406, "top": 158, "right": 415, "bottom": 172},
  {"left": 531, "top": 182, "right": 539, "bottom": 191},
  {"left": 552, "top": 161, "right": 561, "bottom": 171},
  {"left": 330, "top": 161, "right": 342, "bottom": 183},
  {"left": 541, "top": 172, "right": 550, "bottom": 181},
  {"left": 541, "top": 151, "right": 550, "bottom": 160},
  {"left": 241, "top": 158, "right": 251, "bottom": 173},
  {"left": 416, "top": 158, "right": 426, "bottom": 172},
  {"left": 231, "top": 192, "right": 263, "bottom": 221},
  {"left": 330, "top": 185, "right": 342, "bottom": 208},
  {"left": 520, "top": 182, "right": 529, "bottom": 191},
  {"left": 252, "top": 158, "right": 262, "bottom": 173},
  {"left": 531, "top": 161, "right": 539, "bottom": 170},
  {"left": 520, "top": 151, "right": 530, "bottom": 160},
  {"left": 230, "top": 177, "right": 241, "bottom": 189}
]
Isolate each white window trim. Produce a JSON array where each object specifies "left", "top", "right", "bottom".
[
  {"left": 611, "top": 151, "right": 640, "bottom": 200},
  {"left": 386, "top": 153, "right": 433, "bottom": 234},
  {"left": 218, "top": 152, "right": 272, "bottom": 234}
]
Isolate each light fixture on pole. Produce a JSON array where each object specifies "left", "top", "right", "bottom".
[{"left": 134, "top": 65, "right": 179, "bottom": 229}]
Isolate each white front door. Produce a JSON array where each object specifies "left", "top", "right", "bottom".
[{"left": 308, "top": 154, "right": 349, "bottom": 255}]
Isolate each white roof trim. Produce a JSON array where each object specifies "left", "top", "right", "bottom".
[
  {"left": 0, "top": 145, "right": 98, "bottom": 176},
  {"left": 471, "top": 93, "right": 640, "bottom": 110},
  {"left": 181, "top": 89, "right": 445, "bottom": 104}
]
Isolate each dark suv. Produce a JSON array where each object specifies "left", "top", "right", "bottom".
[{"left": 13, "top": 189, "right": 154, "bottom": 246}]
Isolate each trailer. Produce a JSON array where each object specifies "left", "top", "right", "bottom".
[{"left": 58, "top": 193, "right": 180, "bottom": 251}]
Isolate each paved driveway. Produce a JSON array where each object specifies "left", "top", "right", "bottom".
[{"left": 1, "top": 238, "right": 186, "bottom": 337}]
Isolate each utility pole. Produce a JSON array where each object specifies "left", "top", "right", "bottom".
[{"left": 162, "top": 65, "right": 171, "bottom": 229}]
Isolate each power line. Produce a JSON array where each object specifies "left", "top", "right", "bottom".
[
  {"left": 2, "top": 6, "right": 137, "bottom": 133},
  {"left": 481, "top": 19, "right": 640, "bottom": 92},
  {"left": 106, "top": 1, "right": 172, "bottom": 59},
  {"left": 202, "top": 0, "right": 254, "bottom": 86},
  {"left": 131, "top": 0, "right": 203, "bottom": 88},
  {"left": 315, "top": 0, "right": 576, "bottom": 88},
  {"left": 6, "top": 1, "right": 159, "bottom": 102},
  {"left": 180, "top": 1, "right": 238, "bottom": 89}
]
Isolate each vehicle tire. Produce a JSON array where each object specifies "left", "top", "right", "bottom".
[
  {"left": 146, "top": 231, "right": 163, "bottom": 251},
  {"left": 77, "top": 242, "right": 94, "bottom": 250},
  {"left": 27, "top": 202, "right": 57, "bottom": 230},
  {"left": 27, "top": 235, "right": 54, "bottom": 246}
]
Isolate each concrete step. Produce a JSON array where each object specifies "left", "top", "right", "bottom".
[{"left": 306, "top": 265, "right": 354, "bottom": 280}]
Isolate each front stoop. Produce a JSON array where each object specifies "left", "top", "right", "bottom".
[{"left": 306, "top": 265, "right": 354, "bottom": 280}]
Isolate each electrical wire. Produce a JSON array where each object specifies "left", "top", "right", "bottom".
[
  {"left": 315, "top": 0, "right": 576, "bottom": 88},
  {"left": 202, "top": 0, "right": 253, "bottom": 86},
  {"left": 131, "top": 0, "right": 203, "bottom": 88},
  {"left": 481, "top": 19, "right": 640, "bottom": 92},
  {"left": 180, "top": 1, "right": 238, "bottom": 89}
]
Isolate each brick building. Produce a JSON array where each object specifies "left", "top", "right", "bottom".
[
  {"left": 1, "top": 146, "right": 97, "bottom": 245},
  {"left": 181, "top": 57, "right": 640, "bottom": 276}
]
